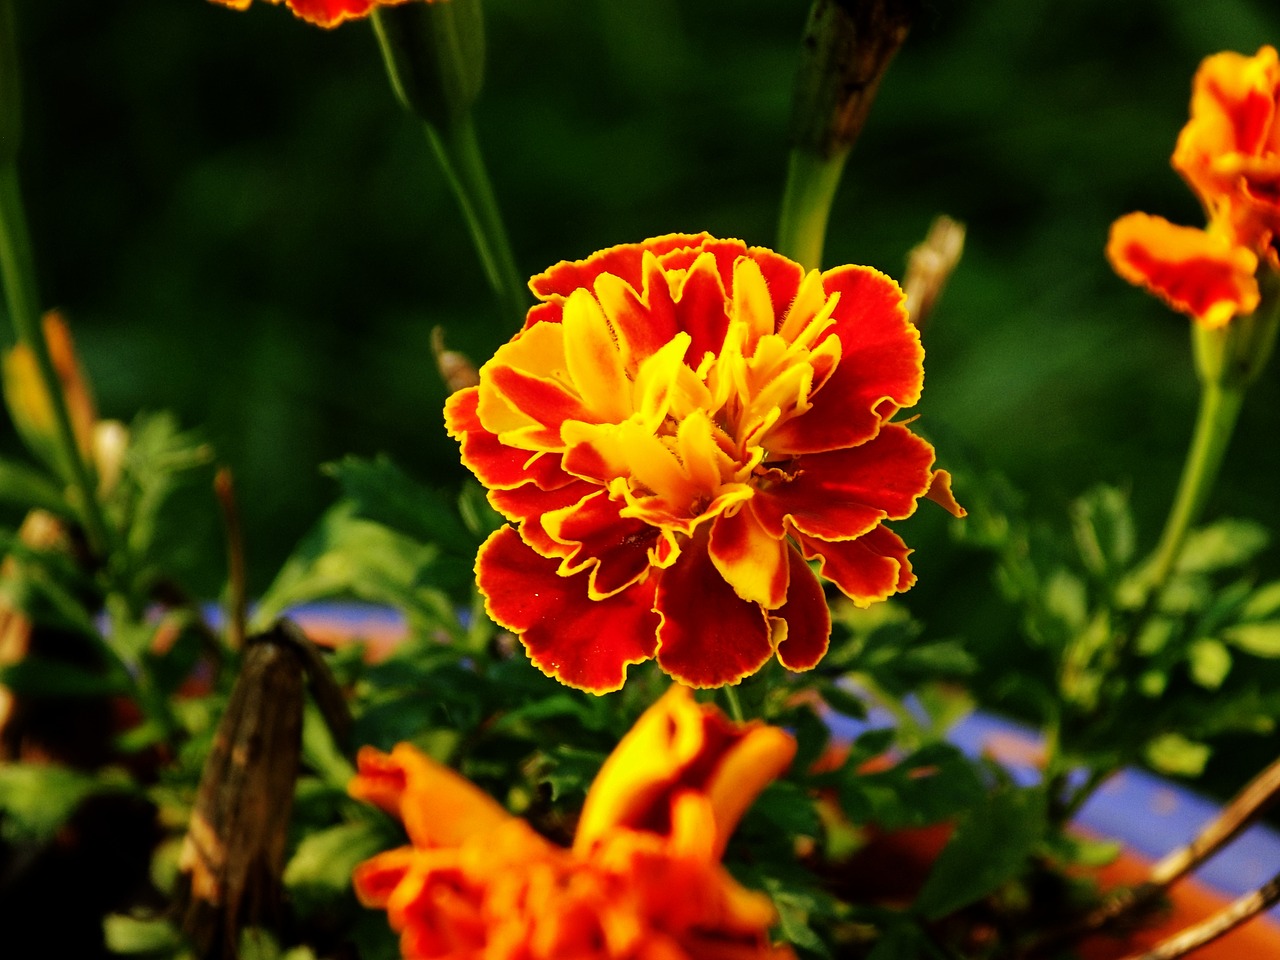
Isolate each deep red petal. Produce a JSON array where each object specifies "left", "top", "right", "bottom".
[
  {"left": 675, "top": 252, "right": 733, "bottom": 365},
  {"left": 477, "top": 528, "right": 658, "bottom": 693},
  {"left": 753, "top": 424, "right": 936, "bottom": 540},
  {"left": 654, "top": 537, "right": 773, "bottom": 688},
  {"left": 797, "top": 524, "right": 915, "bottom": 605},
  {"left": 774, "top": 546, "right": 832, "bottom": 671},
  {"left": 445, "top": 388, "right": 577, "bottom": 492},
  {"left": 765, "top": 266, "right": 922, "bottom": 455},
  {"left": 551, "top": 490, "right": 660, "bottom": 597}
]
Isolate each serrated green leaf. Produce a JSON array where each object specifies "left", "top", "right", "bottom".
[
  {"left": 1188, "top": 639, "right": 1232, "bottom": 689},
  {"left": 0, "top": 764, "right": 133, "bottom": 843},
  {"left": 252, "top": 502, "right": 460, "bottom": 632},
  {"left": 1176, "top": 520, "right": 1270, "bottom": 574},
  {"left": 103, "top": 914, "right": 184, "bottom": 954},
  {"left": 915, "top": 787, "right": 1046, "bottom": 920},
  {"left": 1224, "top": 622, "right": 1280, "bottom": 657},
  {"left": 1071, "top": 485, "right": 1135, "bottom": 575},
  {"left": 284, "top": 818, "right": 398, "bottom": 914},
  {"left": 1242, "top": 581, "right": 1280, "bottom": 621},
  {"left": 457, "top": 480, "right": 504, "bottom": 541},
  {"left": 759, "top": 876, "right": 831, "bottom": 957},
  {"left": 1044, "top": 569, "right": 1088, "bottom": 632},
  {"left": 818, "top": 683, "right": 869, "bottom": 722},
  {"left": 325, "top": 455, "right": 476, "bottom": 553},
  {"left": 1146, "top": 733, "right": 1211, "bottom": 777},
  {"left": 0, "top": 457, "right": 70, "bottom": 514},
  {"left": 239, "top": 928, "right": 282, "bottom": 960},
  {"left": 0, "top": 656, "right": 129, "bottom": 697}
]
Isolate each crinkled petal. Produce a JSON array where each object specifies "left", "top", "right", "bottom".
[
  {"left": 674, "top": 251, "right": 733, "bottom": 366},
  {"left": 477, "top": 527, "right": 659, "bottom": 693},
  {"left": 351, "top": 847, "right": 416, "bottom": 908},
  {"left": 773, "top": 546, "right": 831, "bottom": 671},
  {"left": 445, "top": 387, "right": 578, "bottom": 492},
  {"left": 654, "top": 537, "right": 773, "bottom": 688},
  {"left": 546, "top": 490, "right": 661, "bottom": 598},
  {"left": 764, "top": 265, "right": 921, "bottom": 455},
  {"left": 349, "top": 744, "right": 511, "bottom": 848},
  {"left": 708, "top": 503, "right": 789, "bottom": 608},
  {"left": 753, "top": 423, "right": 937, "bottom": 541},
  {"left": 526, "top": 234, "right": 713, "bottom": 328},
  {"left": 796, "top": 524, "right": 914, "bottom": 606},
  {"left": 1107, "top": 212, "right": 1260, "bottom": 327}
]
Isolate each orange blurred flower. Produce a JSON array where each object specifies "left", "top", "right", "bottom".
[
  {"left": 208, "top": 0, "right": 421, "bottom": 29},
  {"left": 349, "top": 686, "right": 798, "bottom": 960},
  {"left": 446, "top": 233, "right": 962, "bottom": 693},
  {"left": 1109, "top": 46, "right": 1280, "bottom": 327}
]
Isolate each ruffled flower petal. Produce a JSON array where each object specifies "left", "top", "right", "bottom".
[
  {"left": 575, "top": 686, "right": 796, "bottom": 858},
  {"left": 477, "top": 527, "right": 659, "bottom": 693},
  {"left": 654, "top": 537, "right": 774, "bottom": 689},
  {"left": 708, "top": 503, "right": 790, "bottom": 608},
  {"left": 349, "top": 743, "right": 511, "bottom": 849},
  {"left": 1107, "top": 213, "right": 1260, "bottom": 328},
  {"left": 763, "top": 265, "right": 922, "bottom": 455},
  {"left": 772, "top": 546, "right": 832, "bottom": 671},
  {"left": 796, "top": 524, "right": 914, "bottom": 607},
  {"left": 752, "top": 423, "right": 939, "bottom": 542}
]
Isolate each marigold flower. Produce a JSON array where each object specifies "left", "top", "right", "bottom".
[
  {"left": 445, "top": 233, "right": 961, "bottom": 692},
  {"left": 208, "top": 0, "right": 420, "bottom": 29},
  {"left": 1108, "top": 46, "right": 1280, "bottom": 327},
  {"left": 349, "top": 686, "right": 799, "bottom": 960}
]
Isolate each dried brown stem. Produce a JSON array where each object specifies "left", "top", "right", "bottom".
[{"left": 1115, "top": 871, "right": 1280, "bottom": 960}]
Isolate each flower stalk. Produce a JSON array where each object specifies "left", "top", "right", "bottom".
[
  {"left": 1145, "top": 269, "right": 1280, "bottom": 596},
  {"left": 777, "top": 0, "right": 914, "bottom": 268},
  {"left": 371, "top": 0, "right": 527, "bottom": 337},
  {"left": 0, "top": 0, "right": 109, "bottom": 556}
]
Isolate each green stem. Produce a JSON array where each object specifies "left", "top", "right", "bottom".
[
  {"left": 0, "top": 163, "right": 109, "bottom": 556},
  {"left": 721, "top": 684, "right": 745, "bottom": 724},
  {"left": 1145, "top": 378, "right": 1245, "bottom": 594},
  {"left": 425, "top": 117, "right": 528, "bottom": 335},
  {"left": 776, "top": 146, "right": 850, "bottom": 271}
]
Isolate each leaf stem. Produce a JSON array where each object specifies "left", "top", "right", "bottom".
[
  {"left": 1144, "top": 378, "right": 1244, "bottom": 596},
  {"left": 424, "top": 116, "right": 528, "bottom": 335},
  {"left": 721, "top": 684, "right": 745, "bottom": 724}
]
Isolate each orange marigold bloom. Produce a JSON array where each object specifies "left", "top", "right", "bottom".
[
  {"left": 1108, "top": 46, "right": 1280, "bottom": 327},
  {"left": 209, "top": 0, "right": 419, "bottom": 29},
  {"left": 445, "top": 233, "right": 962, "bottom": 693},
  {"left": 349, "top": 686, "right": 799, "bottom": 960}
]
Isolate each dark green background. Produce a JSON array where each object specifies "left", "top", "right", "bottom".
[{"left": 7, "top": 0, "right": 1280, "bottom": 633}]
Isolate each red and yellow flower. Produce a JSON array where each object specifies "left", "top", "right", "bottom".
[
  {"left": 446, "top": 233, "right": 961, "bottom": 693},
  {"left": 209, "top": 0, "right": 419, "bottom": 29},
  {"left": 350, "top": 686, "right": 798, "bottom": 960},
  {"left": 1109, "top": 46, "right": 1280, "bottom": 327}
]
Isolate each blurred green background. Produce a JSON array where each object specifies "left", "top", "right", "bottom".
[{"left": 7, "top": 0, "right": 1280, "bottom": 732}]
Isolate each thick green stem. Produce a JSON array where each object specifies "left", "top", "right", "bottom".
[
  {"left": 0, "top": 168, "right": 109, "bottom": 556},
  {"left": 776, "top": 146, "right": 849, "bottom": 271},
  {"left": 1145, "top": 379, "right": 1244, "bottom": 594},
  {"left": 425, "top": 117, "right": 528, "bottom": 335}
]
